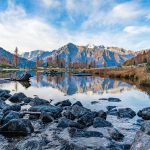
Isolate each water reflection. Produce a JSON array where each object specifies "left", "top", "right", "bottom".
[{"left": 26, "top": 72, "right": 134, "bottom": 95}]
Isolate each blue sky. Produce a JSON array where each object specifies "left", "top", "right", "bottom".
[{"left": 0, "top": 0, "right": 150, "bottom": 52}]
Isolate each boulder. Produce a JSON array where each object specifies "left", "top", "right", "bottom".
[
  {"left": 68, "top": 127, "right": 103, "bottom": 138},
  {"left": 106, "top": 106, "right": 117, "bottom": 111},
  {"left": 16, "top": 138, "right": 42, "bottom": 150},
  {"left": 108, "top": 128, "right": 124, "bottom": 141},
  {"left": 57, "top": 117, "right": 83, "bottom": 128},
  {"left": 118, "top": 108, "right": 136, "bottom": 119},
  {"left": 70, "top": 105, "right": 90, "bottom": 118},
  {"left": 60, "top": 142, "right": 87, "bottom": 150},
  {"left": 140, "top": 120, "right": 150, "bottom": 135},
  {"left": 97, "top": 110, "right": 107, "bottom": 120},
  {"left": 23, "top": 97, "right": 33, "bottom": 103},
  {"left": 108, "top": 98, "right": 121, "bottom": 102},
  {"left": 107, "top": 109, "right": 118, "bottom": 116},
  {"left": 72, "top": 101, "right": 83, "bottom": 107},
  {"left": 130, "top": 131, "right": 150, "bottom": 150},
  {"left": 0, "top": 100, "right": 8, "bottom": 109},
  {"left": 29, "top": 105, "right": 62, "bottom": 118},
  {"left": 0, "top": 119, "right": 34, "bottom": 136},
  {"left": 9, "top": 93, "right": 27, "bottom": 103},
  {"left": 0, "top": 90, "right": 11, "bottom": 99},
  {"left": 40, "top": 112, "right": 53, "bottom": 123},
  {"left": 3, "top": 104, "right": 21, "bottom": 113},
  {"left": 62, "top": 109, "right": 76, "bottom": 120},
  {"left": 137, "top": 107, "right": 150, "bottom": 120},
  {"left": 93, "top": 117, "right": 113, "bottom": 128},
  {"left": 55, "top": 99, "right": 72, "bottom": 107},
  {"left": 29, "top": 97, "right": 49, "bottom": 106},
  {"left": 2, "top": 111, "right": 23, "bottom": 124},
  {"left": 77, "top": 111, "right": 97, "bottom": 127}
]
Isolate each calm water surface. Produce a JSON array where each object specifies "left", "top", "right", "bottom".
[{"left": 0, "top": 71, "right": 149, "bottom": 112}]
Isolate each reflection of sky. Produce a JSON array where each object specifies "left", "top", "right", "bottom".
[{"left": 0, "top": 72, "right": 149, "bottom": 112}]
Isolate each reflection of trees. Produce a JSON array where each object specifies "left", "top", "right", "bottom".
[
  {"left": 36, "top": 72, "right": 42, "bottom": 83},
  {"left": 19, "top": 81, "right": 31, "bottom": 88},
  {"left": 31, "top": 74, "right": 134, "bottom": 95}
]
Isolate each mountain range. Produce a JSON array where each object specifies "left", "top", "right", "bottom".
[
  {"left": 2, "top": 43, "right": 148, "bottom": 68},
  {"left": 20, "top": 43, "right": 136, "bottom": 67}
]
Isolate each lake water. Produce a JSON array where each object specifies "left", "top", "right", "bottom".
[{"left": 0, "top": 71, "right": 150, "bottom": 147}]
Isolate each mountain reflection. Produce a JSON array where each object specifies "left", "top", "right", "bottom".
[{"left": 29, "top": 72, "right": 135, "bottom": 95}]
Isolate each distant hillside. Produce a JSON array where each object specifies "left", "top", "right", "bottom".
[
  {"left": 0, "top": 47, "right": 35, "bottom": 68},
  {"left": 123, "top": 49, "right": 150, "bottom": 66},
  {"left": 20, "top": 50, "right": 54, "bottom": 62}
]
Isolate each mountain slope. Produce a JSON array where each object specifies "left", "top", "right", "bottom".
[
  {"left": 123, "top": 49, "right": 150, "bottom": 66},
  {"left": 46, "top": 43, "right": 135, "bottom": 68},
  {"left": 0, "top": 47, "right": 35, "bottom": 68},
  {"left": 20, "top": 50, "right": 53, "bottom": 62}
]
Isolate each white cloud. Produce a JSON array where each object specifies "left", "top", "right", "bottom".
[{"left": 124, "top": 26, "right": 150, "bottom": 34}]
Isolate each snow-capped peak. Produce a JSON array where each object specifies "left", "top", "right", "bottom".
[{"left": 86, "top": 44, "right": 95, "bottom": 49}]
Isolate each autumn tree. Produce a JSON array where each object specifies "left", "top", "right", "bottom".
[{"left": 13, "top": 47, "right": 19, "bottom": 67}]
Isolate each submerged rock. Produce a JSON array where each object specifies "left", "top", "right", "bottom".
[
  {"left": 0, "top": 119, "right": 34, "bottom": 136},
  {"left": 0, "top": 100, "right": 8, "bottom": 109},
  {"left": 140, "top": 120, "right": 150, "bottom": 135},
  {"left": 23, "top": 97, "right": 33, "bottom": 103},
  {"left": 68, "top": 127, "right": 103, "bottom": 138},
  {"left": 9, "top": 93, "right": 27, "bottom": 103},
  {"left": 106, "top": 106, "right": 117, "bottom": 111},
  {"left": 118, "top": 108, "right": 136, "bottom": 119},
  {"left": 62, "top": 109, "right": 76, "bottom": 120},
  {"left": 137, "top": 107, "right": 150, "bottom": 120},
  {"left": 55, "top": 99, "right": 72, "bottom": 107},
  {"left": 108, "top": 98, "right": 121, "bottom": 102},
  {"left": 108, "top": 128, "right": 124, "bottom": 141},
  {"left": 93, "top": 117, "right": 113, "bottom": 128}
]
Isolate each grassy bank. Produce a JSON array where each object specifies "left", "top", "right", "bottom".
[{"left": 84, "top": 65, "right": 150, "bottom": 87}]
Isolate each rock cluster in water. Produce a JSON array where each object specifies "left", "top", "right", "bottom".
[{"left": 0, "top": 89, "right": 149, "bottom": 149}]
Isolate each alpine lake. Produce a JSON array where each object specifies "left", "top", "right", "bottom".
[{"left": 0, "top": 70, "right": 149, "bottom": 149}]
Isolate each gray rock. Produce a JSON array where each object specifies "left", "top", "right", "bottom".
[
  {"left": 77, "top": 111, "right": 97, "bottom": 127},
  {"left": 16, "top": 138, "right": 42, "bottom": 150},
  {"left": 107, "top": 109, "right": 118, "bottom": 116},
  {"left": 137, "top": 107, "right": 150, "bottom": 120},
  {"left": 68, "top": 127, "right": 103, "bottom": 138},
  {"left": 71, "top": 105, "right": 90, "bottom": 118},
  {"left": 108, "top": 98, "right": 121, "bottom": 102},
  {"left": 23, "top": 97, "right": 33, "bottom": 103},
  {"left": 118, "top": 108, "right": 136, "bottom": 119},
  {"left": 72, "top": 101, "right": 83, "bottom": 107},
  {"left": 60, "top": 142, "right": 87, "bottom": 150},
  {"left": 108, "top": 128, "right": 124, "bottom": 141},
  {"left": 3, "top": 104, "right": 21, "bottom": 113},
  {"left": 57, "top": 117, "right": 83, "bottom": 128},
  {"left": 62, "top": 109, "right": 76, "bottom": 120},
  {"left": 106, "top": 106, "right": 117, "bottom": 111},
  {"left": 40, "top": 112, "right": 53, "bottom": 123},
  {"left": 29, "top": 104, "right": 62, "bottom": 118},
  {"left": 140, "top": 120, "right": 150, "bottom": 135},
  {"left": 0, "top": 100, "right": 8, "bottom": 109},
  {"left": 55, "top": 99, "right": 72, "bottom": 107},
  {"left": 0, "top": 119, "right": 34, "bottom": 136},
  {"left": 93, "top": 117, "right": 113, "bottom": 128},
  {"left": 29, "top": 97, "right": 49, "bottom": 106},
  {"left": 97, "top": 110, "right": 107, "bottom": 120},
  {"left": 9, "top": 92, "right": 27, "bottom": 103},
  {"left": 130, "top": 131, "right": 150, "bottom": 150},
  {"left": 2, "top": 111, "right": 23, "bottom": 124}
]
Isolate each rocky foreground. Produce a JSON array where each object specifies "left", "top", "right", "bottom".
[{"left": 0, "top": 89, "right": 150, "bottom": 150}]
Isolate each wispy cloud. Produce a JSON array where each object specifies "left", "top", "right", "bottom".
[{"left": 0, "top": 0, "right": 149, "bottom": 52}]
